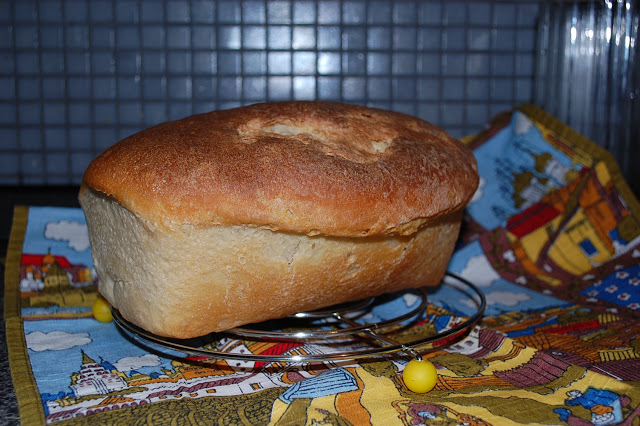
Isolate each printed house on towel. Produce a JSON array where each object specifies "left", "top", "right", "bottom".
[{"left": 505, "top": 165, "right": 636, "bottom": 285}]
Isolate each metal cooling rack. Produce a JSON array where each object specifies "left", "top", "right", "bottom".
[{"left": 113, "top": 272, "right": 485, "bottom": 363}]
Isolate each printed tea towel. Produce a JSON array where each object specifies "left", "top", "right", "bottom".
[{"left": 5, "top": 104, "right": 640, "bottom": 425}]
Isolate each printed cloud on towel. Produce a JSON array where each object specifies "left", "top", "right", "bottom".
[
  {"left": 45, "top": 220, "right": 90, "bottom": 252},
  {"left": 459, "top": 290, "right": 530, "bottom": 311},
  {"left": 455, "top": 254, "right": 501, "bottom": 288},
  {"left": 26, "top": 331, "right": 91, "bottom": 351},
  {"left": 114, "top": 354, "right": 162, "bottom": 372}
]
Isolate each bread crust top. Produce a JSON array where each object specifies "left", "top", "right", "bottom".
[{"left": 81, "top": 101, "right": 478, "bottom": 236}]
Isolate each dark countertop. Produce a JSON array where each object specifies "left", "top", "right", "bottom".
[{"left": 1, "top": 186, "right": 81, "bottom": 424}]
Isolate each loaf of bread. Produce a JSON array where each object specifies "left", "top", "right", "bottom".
[{"left": 79, "top": 101, "right": 478, "bottom": 338}]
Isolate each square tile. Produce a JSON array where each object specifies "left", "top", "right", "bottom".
[
  {"left": 292, "top": 26, "right": 316, "bottom": 50},
  {"left": 343, "top": 1, "right": 366, "bottom": 25},
  {"left": 342, "top": 76, "right": 366, "bottom": 101},
  {"left": 143, "top": 102, "right": 167, "bottom": 125},
  {"left": 39, "top": 0, "right": 63, "bottom": 23},
  {"left": 392, "top": 77, "right": 416, "bottom": 101},
  {"left": 417, "top": 3, "right": 442, "bottom": 25},
  {"left": 142, "top": 26, "right": 165, "bottom": 49},
  {"left": 143, "top": 76, "right": 167, "bottom": 99},
  {"left": 118, "top": 76, "right": 142, "bottom": 99},
  {"left": 442, "top": 77, "right": 464, "bottom": 100},
  {"left": 18, "top": 77, "right": 40, "bottom": 99},
  {"left": 317, "top": 52, "right": 340, "bottom": 75},
  {"left": 193, "top": 77, "right": 216, "bottom": 99},
  {"left": 342, "top": 27, "right": 367, "bottom": 50},
  {"left": 367, "top": 77, "right": 391, "bottom": 100},
  {"left": 268, "top": 51, "right": 291, "bottom": 74},
  {"left": 268, "top": 76, "right": 292, "bottom": 100},
  {"left": 219, "top": 76, "right": 242, "bottom": 100},
  {"left": 68, "top": 127, "right": 91, "bottom": 149},
  {"left": 14, "top": 25, "right": 39, "bottom": 49},
  {"left": 66, "top": 25, "right": 90, "bottom": 49},
  {"left": 468, "top": 3, "right": 491, "bottom": 26},
  {"left": 43, "top": 102, "right": 66, "bottom": 125},
  {"left": 317, "top": 26, "right": 340, "bottom": 49},
  {"left": 18, "top": 127, "right": 43, "bottom": 149},
  {"left": 293, "top": 76, "right": 315, "bottom": 99},
  {"left": 39, "top": 26, "right": 64, "bottom": 49},
  {"left": 368, "top": 27, "right": 391, "bottom": 50},
  {"left": 243, "top": 26, "right": 267, "bottom": 49},
  {"left": 42, "top": 77, "right": 65, "bottom": 99},
  {"left": 140, "top": 0, "right": 164, "bottom": 22},
  {"left": 167, "top": 51, "right": 191, "bottom": 73},
  {"left": 118, "top": 102, "right": 142, "bottom": 125},
  {"left": 293, "top": 51, "right": 316, "bottom": 75},
  {"left": 90, "top": 0, "right": 114, "bottom": 22},
  {"left": 367, "top": 52, "right": 391, "bottom": 75},
  {"left": 218, "top": 51, "right": 242, "bottom": 74},
  {"left": 442, "top": 28, "right": 466, "bottom": 50},
  {"left": 293, "top": 1, "right": 316, "bottom": 24},
  {"left": 243, "top": 76, "right": 267, "bottom": 100},
  {"left": 18, "top": 103, "right": 39, "bottom": 125},
  {"left": 167, "top": 26, "right": 191, "bottom": 49},
  {"left": 168, "top": 77, "right": 192, "bottom": 99},
  {"left": 218, "top": 25, "right": 241, "bottom": 49},
  {"left": 243, "top": 1, "right": 266, "bottom": 24},
  {"left": 417, "top": 78, "right": 440, "bottom": 101},
  {"left": 268, "top": 26, "right": 291, "bottom": 49},
  {"left": 243, "top": 51, "right": 266, "bottom": 74},
  {"left": 0, "top": 77, "right": 15, "bottom": 100},
  {"left": 192, "top": 26, "right": 216, "bottom": 49},
  {"left": 65, "top": 52, "right": 90, "bottom": 74},
  {"left": 91, "top": 26, "right": 115, "bottom": 48},
  {"left": 92, "top": 77, "right": 116, "bottom": 99},
  {"left": 191, "top": 2, "right": 215, "bottom": 23},
  {"left": 193, "top": 51, "right": 217, "bottom": 74},
  {"left": 117, "top": 51, "right": 141, "bottom": 74},
  {"left": 368, "top": 1, "right": 392, "bottom": 24},
  {"left": 318, "top": 1, "right": 340, "bottom": 24},
  {"left": 393, "top": 2, "right": 417, "bottom": 24},
  {"left": 493, "top": 3, "right": 516, "bottom": 27},
  {"left": 392, "top": 52, "right": 416, "bottom": 75},
  {"left": 44, "top": 128, "right": 67, "bottom": 149},
  {"left": 393, "top": 27, "right": 417, "bottom": 50},
  {"left": 142, "top": 51, "right": 166, "bottom": 73},
  {"left": 94, "top": 102, "right": 117, "bottom": 124},
  {"left": 218, "top": 0, "right": 242, "bottom": 23},
  {"left": 342, "top": 52, "right": 366, "bottom": 75},
  {"left": 268, "top": 1, "right": 291, "bottom": 24},
  {"left": 167, "top": 1, "right": 191, "bottom": 23}
]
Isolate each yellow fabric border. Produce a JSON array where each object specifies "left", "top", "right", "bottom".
[
  {"left": 4, "top": 206, "right": 45, "bottom": 425},
  {"left": 517, "top": 103, "right": 640, "bottom": 220}
]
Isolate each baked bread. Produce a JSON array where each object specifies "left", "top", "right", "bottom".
[{"left": 79, "top": 101, "right": 478, "bottom": 338}]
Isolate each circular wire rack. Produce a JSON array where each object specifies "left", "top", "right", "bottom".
[{"left": 113, "top": 272, "right": 485, "bottom": 363}]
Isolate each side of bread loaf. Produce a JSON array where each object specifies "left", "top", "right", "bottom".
[{"left": 80, "top": 184, "right": 463, "bottom": 338}]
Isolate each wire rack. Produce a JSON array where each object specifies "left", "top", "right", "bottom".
[
  {"left": 1, "top": 0, "right": 540, "bottom": 185},
  {"left": 112, "top": 272, "right": 486, "bottom": 363}
]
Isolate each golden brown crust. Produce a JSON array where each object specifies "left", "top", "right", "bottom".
[{"left": 82, "top": 101, "right": 478, "bottom": 237}]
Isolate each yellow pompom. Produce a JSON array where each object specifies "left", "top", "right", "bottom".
[
  {"left": 92, "top": 296, "right": 113, "bottom": 323},
  {"left": 402, "top": 359, "right": 437, "bottom": 393}
]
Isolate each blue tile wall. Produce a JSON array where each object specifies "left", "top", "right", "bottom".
[{"left": 1, "top": 0, "right": 540, "bottom": 185}]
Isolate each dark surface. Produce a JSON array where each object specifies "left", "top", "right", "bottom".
[{"left": 1, "top": 186, "right": 81, "bottom": 424}]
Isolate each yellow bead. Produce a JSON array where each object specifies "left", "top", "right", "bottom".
[
  {"left": 402, "top": 359, "right": 437, "bottom": 393},
  {"left": 92, "top": 296, "right": 113, "bottom": 323}
]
